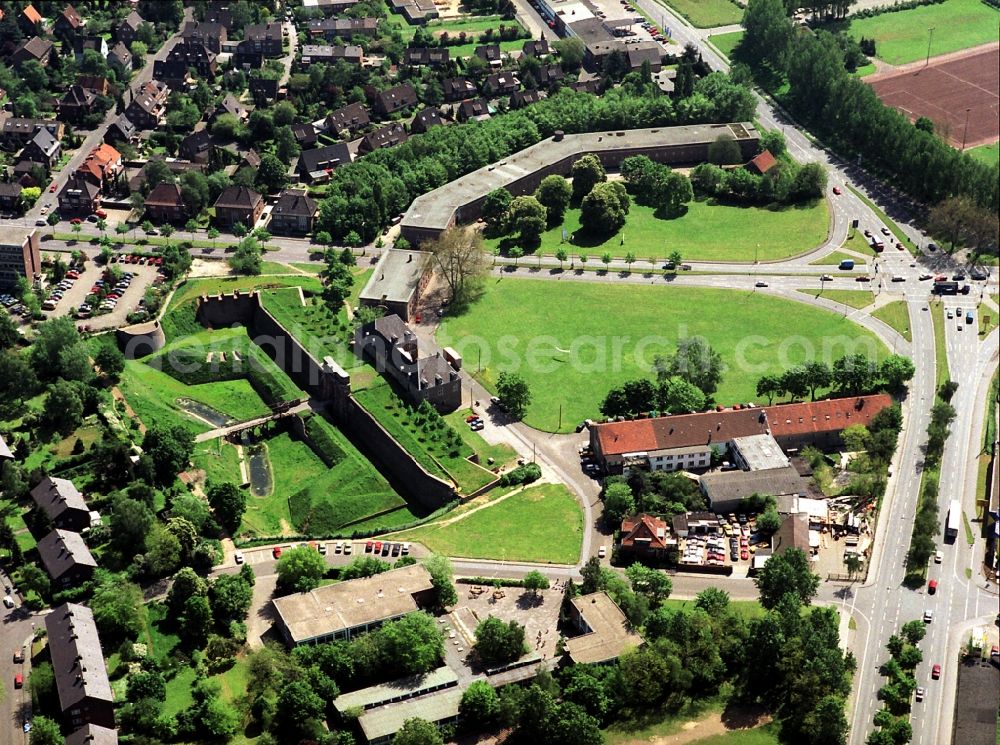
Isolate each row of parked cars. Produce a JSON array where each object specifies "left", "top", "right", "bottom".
[
  {"left": 112, "top": 253, "right": 164, "bottom": 266},
  {"left": 42, "top": 270, "right": 82, "bottom": 311}
]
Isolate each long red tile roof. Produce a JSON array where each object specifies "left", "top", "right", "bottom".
[{"left": 763, "top": 394, "right": 893, "bottom": 438}]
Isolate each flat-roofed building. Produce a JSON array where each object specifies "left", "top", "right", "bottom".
[
  {"left": 401, "top": 123, "right": 759, "bottom": 244},
  {"left": 730, "top": 433, "right": 789, "bottom": 471},
  {"left": 37, "top": 529, "right": 97, "bottom": 587},
  {"left": 357, "top": 248, "right": 433, "bottom": 323},
  {"left": 30, "top": 476, "right": 91, "bottom": 531},
  {"left": 565, "top": 591, "right": 643, "bottom": 664},
  {"left": 0, "top": 226, "right": 41, "bottom": 289},
  {"left": 358, "top": 687, "right": 462, "bottom": 745},
  {"left": 272, "top": 563, "right": 435, "bottom": 646},
  {"left": 333, "top": 666, "right": 458, "bottom": 715},
  {"left": 45, "top": 603, "right": 114, "bottom": 730}
]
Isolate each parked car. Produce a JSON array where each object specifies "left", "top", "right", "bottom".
[
  {"left": 272, "top": 546, "right": 282, "bottom": 559},
  {"left": 344, "top": 542, "right": 352, "bottom": 555},
  {"left": 598, "top": 545, "right": 607, "bottom": 558},
  {"left": 373, "top": 541, "right": 383, "bottom": 553},
  {"left": 3, "top": 596, "right": 14, "bottom": 608},
  {"left": 13, "top": 649, "right": 23, "bottom": 663},
  {"left": 234, "top": 551, "right": 244, "bottom": 564},
  {"left": 755, "top": 281, "right": 768, "bottom": 288},
  {"left": 832, "top": 186, "right": 841, "bottom": 195},
  {"left": 14, "top": 674, "right": 22, "bottom": 689},
  {"left": 365, "top": 540, "right": 373, "bottom": 552},
  {"left": 934, "top": 550, "right": 943, "bottom": 563},
  {"left": 402, "top": 543, "right": 410, "bottom": 555}
]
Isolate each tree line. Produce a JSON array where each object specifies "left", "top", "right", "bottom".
[{"left": 735, "top": 0, "right": 998, "bottom": 214}]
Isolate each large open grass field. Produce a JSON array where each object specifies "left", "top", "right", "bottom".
[
  {"left": 968, "top": 142, "right": 1000, "bottom": 167},
  {"left": 662, "top": 0, "right": 743, "bottom": 28},
  {"left": 848, "top": 0, "right": 1000, "bottom": 65},
  {"left": 708, "top": 30, "right": 743, "bottom": 59},
  {"left": 487, "top": 198, "right": 830, "bottom": 262},
  {"left": 438, "top": 280, "right": 888, "bottom": 432},
  {"left": 393, "top": 483, "right": 583, "bottom": 564}
]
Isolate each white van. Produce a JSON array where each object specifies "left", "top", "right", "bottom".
[{"left": 3, "top": 595, "right": 14, "bottom": 608}]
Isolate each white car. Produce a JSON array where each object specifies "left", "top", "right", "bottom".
[
  {"left": 934, "top": 550, "right": 943, "bottom": 564},
  {"left": 923, "top": 609, "right": 933, "bottom": 623},
  {"left": 234, "top": 551, "right": 244, "bottom": 564},
  {"left": 598, "top": 545, "right": 607, "bottom": 558},
  {"left": 3, "top": 595, "right": 14, "bottom": 608}
]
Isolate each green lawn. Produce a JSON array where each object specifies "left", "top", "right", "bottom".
[
  {"left": 165, "top": 274, "right": 325, "bottom": 322},
  {"left": 708, "top": 30, "right": 744, "bottom": 59},
  {"left": 662, "top": 0, "right": 743, "bottom": 27},
  {"left": 847, "top": 0, "right": 1000, "bottom": 65},
  {"left": 967, "top": 142, "right": 999, "bottom": 168},
  {"left": 872, "top": 300, "right": 912, "bottom": 342},
  {"left": 660, "top": 598, "right": 764, "bottom": 619},
  {"left": 931, "top": 301, "right": 950, "bottom": 387},
  {"left": 488, "top": 198, "right": 830, "bottom": 262},
  {"left": 797, "top": 288, "right": 875, "bottom": 309},
  {"left": 439, "top": 280, "right": 888, "bottom": 432},
  {"left": 393, "top": 483, "right": 583, "bottom": 564},
  {"left": 686, "top": 725, "right": 781, "bottom": 745},
  {"left": 854, "top": 62, "right": 877, "bottom": 77},
  {"left": 191, "top": 439, "right": 244, "bottom": 486},
  {"left": 810, "top": 250, "right": 867, "bottom": 266}
]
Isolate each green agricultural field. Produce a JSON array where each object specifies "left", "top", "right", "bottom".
[
  {"left": 394, "top": 483, "right": 583, "bottom": 564},
  {"left": 848, "top": 0, "right": 1000, "bottom": 65},
  {"left": 487, "top": 198, "right": 830, "bottom": 262},
  {"left": 797, "top": 289, "right": 875, "bottom": 309},
  {"left": 968, "top": 142, "right": 999, "bottom": 168},
  {"left": 709, "top": 30, "right": 744, "bottom": 59},
  {"left": 872, "top": 300, "right": 912, "bottom": 342},
  {"left": 663, "top": 0, "right": 743, "bottom": 27},
  {"left": 353, "top": 382, "right": 498, "bottom": 494},
  {"left": 438, "top": 280, "right": 888, "bottom": 432}
]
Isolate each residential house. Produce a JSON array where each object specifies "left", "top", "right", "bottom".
[
  {"left": 180, "top": 21, "right": 227, "bottom": 54},
  {"left": 53, "top": 4, "right": 83, "bottom": 38},
  {"left": 746, "top": 150, "right": 777, "bottom": 176},
  {"left": 522, "top": 39, "right": 550, "bottom": 57},
  {"left": 474, "top": 44, "right": 502, "bottom": 67},
  {"left": 358, "top": 123, "right": 408, "bottom": 154},
  {"left": 18, "top": 4, "right": 43, "bottom": 36},
  {"left": 484, "top": 72, "right": 519, "bottom": 96},
  {"left": 570, "top": 78, "right": 603, "bottom": 94},
  {"left": 410, "top": 107, "right": 446, "bottom": 134},
  {"left": 213, "top": 93, "right": 249, "bottom": 123},
  {"left": 76, "top": 75, "right": 110, "bottom": 95},
  {"left": 2, "top": 118, "right": 63, "bottom": 146},
  {"left": 0, "top": 227, "right": 41, "bottom": 288},
  {"left": 244, "top": 22, "right": 284, "bottom": 57},
  {"left": 297, "top": 143, "right": 352, "bottom": 182},
  {"left": 372, "top": 83, "right": 417, "bottom": 117},
  {"left": 12, "top": 158, "right": 46, "bottom": 188},
  {"left": 58, "top": 85, "right": 96, "bottom": 125},
  {"left": 213, "top": 185, "right": 264, "bottom": 230},
  {"left": 9, "top": 36, "right": 53, "bottom": 67},
  {"left": 57, "top": 175, "right": 100, "bottom": 214},
  {"left": 116, "top": 10, "right": 144, "bottom": 46},
  {"left": 75, "top": 144, "right": 122, "bottom": 190},
  {"left": 307, "top": 17, "right": 378, "bottom": 41},
  {"left": 536, "top": 63, "right": 564, "bottom": 87},
  {"left": 442, "top": 77, "right": 477, "bottom": 103},
  {"left": 107, "top": 42, "right": 132, "bottom": 72},
  {"left": 626, "top": 42, "right": 663, "bottom": 72},
  {"left": 66, "top": 725, "right": 118, "bottom": 745},
  {"left": 270, "top": 189, "right": 317, "bottom": 234},
  {"left": 72, "top": 35, "right": 109, "bottom": 62},
  {"left": 143, "top": 182, "right": 186, "bottom": 223},
  {"left": 457, "top": 98, "right": 489, "bottom": 122},
  {"left": 232, "top": 44, "right": 265, "bottom": 71},
  {"left": 37, "top": 529, "right": 97, "bottom": 587},
  {"left": 249, "top": 76, "right": 279, "bottom": 103},
  {"left": 509, "top": 89, "right": 541, "bottom": 109},
  {"left": 403, "top": 47, "right": 449, "bottom": 67},
  {"left": 29, "top": 476, "right": 90, "bottom": 531},
  {"left": 104, "top": 114, "right": 136, "bottom": 145},
  {"left": 163, "top": 41, "right": 217, "bottom": 80},
  {"left": 357, "top": 248, "right": 433, "bottom": 323},
  {"left": 45, "top": 603, "right": 115, "bottom": 729},
  {"left": 619, "top": 513, "right": 675, "bottom": 562},
  {"left": 325, "top": 102, "right": 370, "bottom": 135},
  {"left": 125, "top": 80, "right": 168, "bottom": 129},
  {"left": 300, "top": 45, "right": 362, "bottom": 66},
  {"left": 21, "top": 128, "right": 60, "bottom": 170},
  {"left": 291, "top": 122, "right": 318, "bottom": 148},
  {"left": 179, "top": 129, "right": 213, "bottom": 164},
  {"left": 565, "top": 592, "right": 644, "bottom": 664},
  {"left": 0, "top": 183, "right": 22, "bottom": 213}
]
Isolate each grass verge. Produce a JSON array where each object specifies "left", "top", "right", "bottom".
[
  {"left": 661, "top": 0, "right": 743, "bottom": 27},
  {"left": 796, "top": 289, "right": 875, "bottom": 309},
  {"left": 844, "top": 184, "right": 918, "bottom": 255},
  {"left": 809, "top": 250, "right": 867, "bottom": 266},
  {"left": 967, "top": 142, "right": 999, "bottom": 168},
  {"left": 872, "top": 300, "right": 912, "bottom": 342},
  {"left": 930, "top": 301, "right": 949, "bottom": 388},
  {"left": 708, "top": 30, "right": 743, "bottom": 59}
]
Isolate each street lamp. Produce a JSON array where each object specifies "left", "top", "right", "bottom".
[
  {"left": 961, "top": 107, "right": 972, "bottom": 150},
  {"left": 925, "top": 27, "right": 935, "bottom": 66}
]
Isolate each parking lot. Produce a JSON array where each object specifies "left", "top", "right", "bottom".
[
  {"left": 44, "top": 256, "right": 161, "bottom": 332},
  {"left": 678, "top": 514, "right": 763, "bottom": 577}
]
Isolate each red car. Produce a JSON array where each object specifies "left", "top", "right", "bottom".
[
  {"left": 49, "top": 183, "right": 57, "bottom": 193},
  {"left": 740, "top": 549, "right": 749, "bottom": 561},
  {"left": 70, "top": 218, "right": 82, "bottom": 225},
  {"left": 832, "top": 186, "right": 841, "bottom": 195},
  {"left": 272, "top": 546, "right": 282, "bottom": 559},
  {"left": 928, "top": 579, "right": 937, "bottom": 594},
  {"left": 373, "top": 541, "right": 383, "bottom": 553},
  {"left": 365, "top": 540, "right": 373, "bottom": 552},
  {"left": 14, "top": 674, "right": 22, "bottom": 689},
  {"left": 931, "top": 664, "right": 941, "bottom": 679},
  {"left": 95, "top": 209, "right": 107, "bottom": 219}
]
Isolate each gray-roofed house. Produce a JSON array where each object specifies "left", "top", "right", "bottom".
[
  {"left": 116, "top": 10, "right": 144, "bottom": 46},
  {"left": 475, "top": 44, "right": 502, "bottom": 66},
  {"left": 213, "top": 185, "right": 264, "bottom": 230},
  {"left": 58, "top": 85, "right": 96, "bottom": 124},
  {"left": 272, "top": 563, "right": 435, "bottom": 646},
  {"left": 57, "top": 174, "right": 101, "bottom": 215},
  {"left": 72, "top": 35, "right": 109, "bottom": 62},
  {"left": 292, "top": 122, "right": 318, "bottom": 148},
  {"left": 9, "top": 36, "right": 53, "bottom": 67},
  {"left": 358, "top": 123, "right": 408, "bottom": 154},
  {"left": 510, "top": 89, "right": 542, "bottom": 109},
  {"left": 179, "top": 129, "right": 214, "bottom": 163},
  {"left": 771, "top": 512, "right": 812, "bottom": 556},
  {"left": 180, "top": 21, "right": 228, "bottom": 54},
  {"left": 45, "top": 603, "right": 115, "bottom": 729},
  {"left": 30, "top": 476, "right": 90, "bottom": 531},
  {"left": 373, "top": 83, "right": 417, "bottom": 117},
  {"left": 325, "top": 102, "right": 370, "bottom": 136},
  {"left": 37, "top": 529, "right": 97, "bottom": 587},
  {"left": 627, "top": 42, "right": 663, "bottom": 72},
  {"left": 410, "top": 107, "right": 447, "bottom": 134},
  {"left": 125, "top": 80, "right": 168, "bottom": 129},
  {"left": 307, "top": 16, "right": 378, "bottom": 40},
  {"left": 270, "top": 189, "right": 317, "bottom": 234},
  {"left": 358, "top": 248, "right": 433, "bottom": 323},
  {"left": 0, "top": 434, "right": 13, "bottom": 460},
  {"left": 104, "top": 114, "right": 136, "bottom": 145},
  {"left": 54, "top": 4, "right": 84, "bottom": 38},
  {"left": 403, "top": 47, "right": 449, "bottom": 67},
  {"left": 484, "top": 72, "right": 519, "bottom": 96},
  {"left": 213, "top": 93, "right": 249, "bottom": 123},
  {"left": 536, "top": 63, "right": 565, "bottom": 87},
  {"left": 522, "top": 39, "right": 550, "bottom": 57},
  {"left": 297, "top": 143, "right": 352, "bottom": 182},
  {"left": 358, "top": 688, "right": 462, "bottom": 745},
  {"left": 22, "top": 128, "right": 61, "bottom": 169},
  {"left": 244, "top": 22, "right": 284, "bottom": 56},
  {"left": 300, "top": 44, "right": 363, "bottom": 66},
  {"left": 457, "top": 98, "right": 489, "bottom": 122},
  {"left": 442, "top": 77, "right": 477, "bottom": 102},
  {"left": 66, "top": 724, "right": 118, "bottom": 745},
  {"left": 565, "top": 592, "right": 644, "bottom": 664},
  {"left": 0, "top": 184, "right": 22, "bottom": 212},
  {"left": 107, "top": 42, "right": 133, "bottom": 72}
]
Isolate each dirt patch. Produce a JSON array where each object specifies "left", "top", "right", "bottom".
[
  {"left": 189, "top": 257, "right": 233, "bottom": 278},
  {"left": 619, "top": 706, "right": 772, "bottom": 745}
]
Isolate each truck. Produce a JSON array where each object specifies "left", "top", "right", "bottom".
[
  {"left": 839, "top": 259, "right": 855, "bottom": 270},
  {"left": 932, "top": 281, "right": 959, "bottom": 295},
  {"left": 945, "top": 499, "right": 961, "bottom": 542}
]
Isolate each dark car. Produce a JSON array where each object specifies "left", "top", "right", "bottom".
[{"left": 952, "top": 274, "right": 965, "bottom": 281}]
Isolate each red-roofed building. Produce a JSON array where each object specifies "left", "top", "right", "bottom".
[
  {"left": 19, "top": 4, "right": 43, "bottom": 35},
  {"left": 746, "top": 149, "right": 777, "bottom": 175},
  {"left": 763, "top": 394, "right": 893, "bottom": 451},
  {"left": 75, "top": 143, "right": 122, "bottom": 189},
  {"left": 619, "top": 513, "right": 675, "bottom": 561}
]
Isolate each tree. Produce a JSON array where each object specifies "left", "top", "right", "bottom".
[
  {"left": 482, "top": 188, "right": 512, "bottom": 232},
  {"left": 142, "top": 425, "right": 195, "bottom": 486},
  {"left": 380, "top": 612, "right": 444, "bottom": 674},
  {"left": 654, "top": 337, "right": 724, "bottom": 395},
  {"left": 27, "top": 716, "right": 63, "bottom": 745},
  {"left": 255, "top": 153, "right": 288, "bottom": 193},
  {"left": 803, "top": 695, "right": 849, "bottom": 745},
  {"left": 229, "top": 236, "right": 262, "bottom": 275},
  {"left": 522, "top": 570, "right": 550, "bottom": 596},
  {"left": 127, "top": 669, "right": 167, "bottom": 703},
  {"left": 603, "top": 481, "right": 636, "bottom": 526},
  {"left": 90, "top": 576, "right": 146, "bottom": 643},
  {"left": 424, "top": 554, "right": 458, "bottom": 607},
  {"left": 42, "top": 380, "right": 84, "bottom": 435},
  {"left": 801, "top": 360, "right": 832, "bottom": 400},
  {"left": 625, "top": 563, "right": 672, "bottom": 602},
  {"left": 206, "top": 482, "right": 247, "bottom": 533},
  {"left": 95, "top": 344, "right": 125, "bottom": 381},
  {"left": 756, "top": 374, "right": 783, "bottom": 405},
  {"left": 555, "top": 248, "right": 568, "bottom": 269},
  {"left": 180, "top": 170, "right": 211, "bottom": 215},
  {"left": 475, "top": 615, "right": 526, "bottom": 664},
  {"left": 580, "top": 182, "right": 629, "bottom": 236},
  {"left": 707, "top": 133, "right": 743, "bottom": 165},
  {"left": 31, "top": 317, "right": 89, "bottom": 381},
  {"left": 736, "top": 0, "right": 793, "bottom": 70},
  {"left": 275, "top": 680, "right": 326, "bottom": 742},
  {"left": 658, "top": 375, "right": 706, "bottom": 414},
  {"left": 496, "top": 372, "right": 532, "bottom": 419},
  {"left": 535, "top": 175, "right": 572, "bottom": 223},
  {"left": 554, "top": 36, "right": 585, "bottom": 69},
  {"left": 167, "top": 567, "right": 208, "bottom": 616},
  {"left": 571, "top": 154, "right": 606, "bottom": 201},
  {"left": 780, "top": 365, "right": 810, "bottom": 402},
  {"left": 879, "top": 355, "right": 915, "bottom": 391},
  {"left": 509, "top": 195, "right": 547, "bottom": 244},
  {"left": 754, "top": 547, "right": 820, "bottom": 609},
  {"left": 900, "top": 619, "right": 926, "bottom": 645},
  {"left": 394, "top": 718, "right": 444, "bottom": 745},
  {"left": 0, "top": 312, "right": 18, "bottom": 351},
  {"left": 111, "top": 497, "right": 154, "bottom": 556},
  {"left": 757, "top": 506, "right": 782, "bottom": 536},
  {"left": 695, "top": 587, "right": 731, "bottom": 615},
  {"left": 832, "top": 353, "right": 879, "bottom": 395},
  {"left": 660, "top": 172, "right": 694, "bottom": 217},
  {"left": 759, "top": 129, "right": 788, "bottom": 157},
  {"left": 461, "top": 680, "right": 500, "bottom": 721},
  {"left": 792, "top": 162, "right": 828, "bottom": 199},
  {"left": 209, "top": 573, "right": 253, "bottom": 625},
  {"left": 276, "top": 545, "right": 327, "bottom": 593}
]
